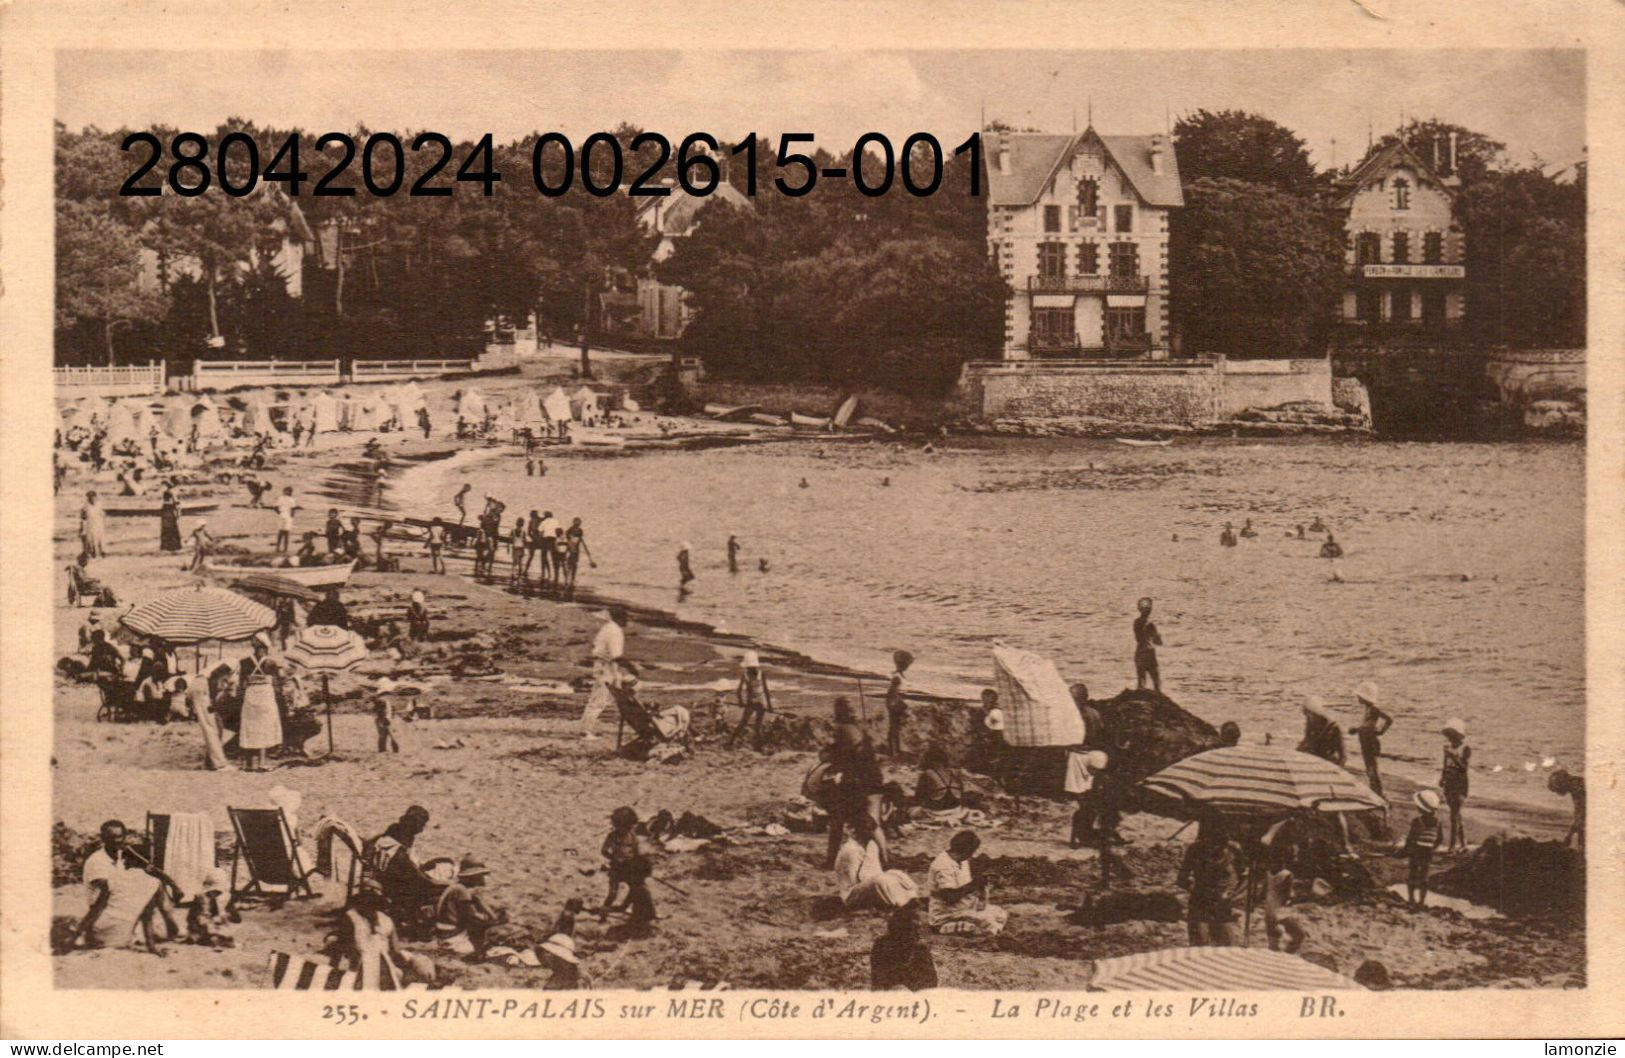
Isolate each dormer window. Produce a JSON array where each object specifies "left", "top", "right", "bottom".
[{"left": 1393, "top": 177, "right": 1411, "bottom": 211}]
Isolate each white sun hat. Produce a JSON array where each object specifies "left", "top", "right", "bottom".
[{"left": 1355, "top": 680, "right": 1380, "bottom": 706}]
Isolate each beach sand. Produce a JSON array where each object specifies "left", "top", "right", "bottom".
[{"left": 49, "top": 363, "right": 1584, "bottom": 991}]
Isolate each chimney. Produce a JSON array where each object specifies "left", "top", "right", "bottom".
[
  {"left": 1149, "top": 133, "right": 1166, "bottom": 175},
  {"left": 1432, "top": 137, "right": 1440, "bottom": 171},
  {"left": 1448, "top": 131, "right": 1458, "bottom": 175},
  {"left": 997, "top": 144, "right": 1012, "bottom": 175}
]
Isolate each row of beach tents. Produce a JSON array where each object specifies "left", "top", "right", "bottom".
[{"left": 455, "top": 384, "right": 629, "bottom": 431}]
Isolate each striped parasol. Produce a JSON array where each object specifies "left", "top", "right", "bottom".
[
  {"left": 120, "top": 584, "right": 276, "bottom": 644},
  {"left": 1088, "top": 947, "right": 1361, "bottom": 991},
  {"left": 283, "top": 624, "right": 369, "bottom": 672},
  {"left": 283, "top": 624, "right": 369, "bottom": 757},
  {"left": 1139, "top": 744, "right": 1385, "bottom": 817}
]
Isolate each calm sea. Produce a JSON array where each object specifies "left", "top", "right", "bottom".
[{"left": 400, "top": 435, "right": 1584, "bottom": 807}]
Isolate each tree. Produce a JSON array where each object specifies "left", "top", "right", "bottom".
[
  {"left": 1170, "top": 177, "right": 1345, "bottom": 358},
  {"left": 1369, "top": 118, "right": 1506, "bottom": 186},
  {"left": 1458, "top": 166, "right": 1585, "bottom": 347},
  {"left": 1173, "top": 110, "right": 1319, "bottom": 196},
  {"left": 55, "top": 199, "right": 166, "bottom": 364}
]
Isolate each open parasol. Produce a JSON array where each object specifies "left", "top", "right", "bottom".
[
  {"left": 1139, "top": 745, "right": 1385, "bottom": 818},
  {"left": 120, "top": 584, "right": 275, "bottom": 645},
  {"left": 283, "top": 624, "right": 369, "bottom": 755},
  {"left": 1087, "top": 946, "right": 1361, "bottom": 991}
]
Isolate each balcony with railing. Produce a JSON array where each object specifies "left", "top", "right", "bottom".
[
  {"left": 1025, "top": 333, "right": 1155, "bottom": 358},
  {"left": 1028, "top": 274, "right": 1150, "bottom": 295}
]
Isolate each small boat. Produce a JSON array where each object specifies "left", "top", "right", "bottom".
[
  {"left": 790, "top": 412, "right": 831, "bottom": 429},
  {"left": 571, "top": 431, "right": 628, "bottom": 448},
  {"left": 202, "top": 560, "right": 356, "bottom": 588},
  {"left": 855, "top": 416, "right": 896, "bottom": 434},
  {"left": 832, "top": 394, "right": 860, "bottom": 429},
  {"left": 103, "top": 500, "right": 220, "bottom": 518},
  {"left": 749, "top": 412, "right": 788, "bottom": 427},
  {"left": 704, "top": 403, "right": 762, "bottom": 422},
  {"left": 1114, "top": 437, "right": 1173, "bottom": 448}
]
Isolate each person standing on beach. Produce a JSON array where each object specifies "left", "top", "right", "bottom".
[
  {"left": 187, "top": 521, "right": 216, "bottom": 572},
  {"left": 79, "top": 491, "right": 106, "bottom": 559},
  {"left": 825, "top": 696, "right": 887, "bottom": 869},
  {"left": 729, "top": 651, "right": 773, "bottom": 750},
  {"left": 453, "top": 484, "right": 472, "bottom": 525},
  {"left": 537, "top": 511, "right": 561, "bottom": 585},
  {"left": 1133, "top": 598, "right": 1163, "bottom": 693},
  {"left": 1219, "top": 523, "right": 1238, "bottom": 547},
  {"left": 1401, "top": 789, "right": 1443, "bottom": 908},
  {"left": 1440, "top": 719, "right": 1471, "bottom": 853},
  {"left": 884, "top": 651, "right": 913, "bottom": 757},
  {"left": 581, "top": 607, "right": 628, "bottom": 741},
  {"left": 275, "top": 487, "right": 300, "bottom": 554},
  {"left": 325, "top": 509, "right": 344, "bottom": 555},
  {"left": 417, "top": 406, "right": 431, "bottom": 440},
  {"left": 566, "top": 518, "right": 593, "bottom": 586},
  {"left": 727, "top": 535, "right": 741, "bottom": 573},
  {"left": 1348, "top": 681, "right": 1393, "bottom": 797},
  {"left": 1548, "top": 769, "right": 1585, "bottom": 849},
  {"left": 158, "top": 482, "right": 183, "bottom": 554},
  {"left": 509, "top": 517, "right": 528, "bottom": 582},
  {"left": 677, "top": 543, "right": 695, "bottom": 589}
]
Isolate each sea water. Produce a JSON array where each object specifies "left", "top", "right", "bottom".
[{"left": 399, "top": 435, "right": 1583, "bottom": 809}]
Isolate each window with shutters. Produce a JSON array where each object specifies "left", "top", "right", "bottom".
[
  {"left": 1356, "top": 233, "right": 1382, "bottom": 265},
  {"left": 1077, "top": 241, "right": 1100, "bottom": 275},
  {"left": 1114, "top": 204, "right": 1133, "bottom": 233},
  {"left": 1108, "top": 241, "right": 1139, "bottom": 278},
  {"left": 1044, "top": 205, "right": 1062, "bottom": 233},
  {"left": 1392, "top": 232, "right": 1410, "bottom": 263},
  {"left": 1424, "top": 232, "right": 1444, "bottom": 264},
  {"left": 1392, "top": 177, "right": 1410, "bottom": 210},
  {"left": 1038, "top": 242, "right": 1067, "bottom": 279},
  {"left": 1077, "top": 179, "right": 1098, "bottom": 219}
]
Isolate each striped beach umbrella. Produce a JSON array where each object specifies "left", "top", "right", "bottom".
[
  {"left": 283, "top": 624, "right": 369, "bottom": 672},
  {"left": 1088, "top": 947, "right": 1361, "bottom": 991},
  {"left": 1139, "top": 744, "right": 1385, "bottom": 817},
  {"left": 120, "top": 584, "right": 276, "bottom": 644},
  {"left": 283, "top": 624, "right": 369, "bottom": 756}
]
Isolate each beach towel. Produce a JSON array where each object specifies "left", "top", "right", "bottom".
[
  {"left": 267, "top": 950, "right": 363, "bottom": 990},
  {"left": 992, "top": 645, "right": 1085, "bottom": 747},
  {"left": 312, "top": 816, "right": 368, "bottom": 879},
  {"left": 162, "top": 811, "right": 215, "bottom": 903}
]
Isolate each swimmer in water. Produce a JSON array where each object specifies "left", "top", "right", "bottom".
[
  {"left": 1309, "top": 516, "right": 1327, "bottom": 533},
  {"left": 677, "top": 543, "right": 695, "bottom": 586},
  {"left": 880, "top": 477, "right": 890, "bottom": 487},
  {"left": 758, "top": 558, "right": 771, "bottom": 573},
  {"left": 1239, "top": 519, "right": 1257, "bottom": 539},
  {"left": 1320, "top": 533, "right": 1343, "bottom": 560},
  {"left": 1219, "top": 523, "right": 1238, "bottom": 547},
  {"left": 727, "top": 534, "right": 741, "bottom": 573}
]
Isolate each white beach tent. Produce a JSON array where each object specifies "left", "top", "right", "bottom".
[
  {"left": 542, "top": 387, "right": 571, "bottom": 423},
  {"left": 457, "top": 388, "right": 487, "bottom": 423},
  {"left": 991, "top": 644, "right": 1086, "bottom": 747},
  {"left": 190, "top": 395, "right": 225, "bottom": 438},
  {"left": 570, "top": 386, "right": 601, "bottom": 421},
  {"left": 242, "top": 394, "right": 280, "bottom": 435},
  {"left": 310, "top": 392, "right": 340, "bottom": 433},
  {"left": 161, "top": 396, "right": 193, "bottom": 438},
  {"left": 351, "top": 394, "right": 380, "bottom": 432},
  {"left": 104, "top": 400, "right": 141, "bottom": 449}
]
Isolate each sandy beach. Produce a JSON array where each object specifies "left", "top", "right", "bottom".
[{"left": 49, "top": 359, "right": 1584, "bottom": 992}]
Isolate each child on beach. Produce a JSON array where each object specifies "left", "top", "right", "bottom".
[
  {"left": 885, "top": 650, "right": 914, "bottom": 756},
  {"left": 1401, "top": 789, "right": 1443, "bottom": 908},
  {"left": 1440, "top": 719, "right": 1471, "bottom": 853},
  {"left": 599, "top": 807, "right": 642, "bottom": 916},
  {"left": 1261, "top": 840, "right": 1306, "bottom": 952},
  {"left": 1548, "top": 769, "right": 1586, "bottom": 849},
  {"left": 728, "top": 651, "right": 772, "bottom": 750},
  {"left": 374, "top": 696, "right": 400, "bottom": 753}
]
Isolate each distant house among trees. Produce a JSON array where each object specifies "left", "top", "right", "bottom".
[{"left": 631, "top": 180, "right": 753, "bottom": 340}]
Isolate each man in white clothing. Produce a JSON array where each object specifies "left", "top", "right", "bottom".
[
  {"left": 581, "top": 607, "right": 628, "bottom": 740},
  {"left": 274, "top": 486, "right": 301, "bottom": 554}
]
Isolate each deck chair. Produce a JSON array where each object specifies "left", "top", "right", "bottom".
[
  {"left": 612, "top": 684, "right": 690, "bottom": 757},
  {"left": 66, "top": 564, "right": 114, "bottom": 607},
  {"left": 95, "top": 677, "right": 139, "bottom": 723},
  {"left": 228, "top": 806, "right": 316, "bottom": 902},
  {"left": 267, "top": 950, "right": 402, "bottom": 991}
]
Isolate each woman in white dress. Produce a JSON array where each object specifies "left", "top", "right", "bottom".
[
  {"left": 79, "top": 490, "right": 107, "bottom": 559},
  {"left": 237, "top": 638, "right": 282, "bottom": 771}
]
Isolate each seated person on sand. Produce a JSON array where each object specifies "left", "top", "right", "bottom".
[
  {"left": 870, "top": 901, "right": 937, "bottom": 991},
  {"left": 367, "top": 805, "right": 446, "bottom": 926},
  {"left": 926, "top": 831, "right": 1008, "bottom": 936},
  {"left": 434, "top": 855, "right": 507, "bottom": 957},
  {"left": 913, "top": 745, "right": 984, "bottom": 813},
  {"left": 834, "top": 814, "right": 920, "bottom": 911},
  {"left": 69, "top": 820, "right": 173, "bottom": 956},
  {"left": 343, "top": 880, "right": 436, "bottom": 988},
  {"left": 616, "top": 665, "right": 691, "bottom": 748}
]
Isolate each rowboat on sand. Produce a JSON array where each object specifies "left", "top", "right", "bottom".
[
  {"left": 832, "top": 394, "right": 860, "bottom": 429},
  {"left": 704, "top": 403, "right": 762, "bottom": 422},
  {"left": 202, "top": 560, "right": 356, "bottom": 588},
  {"left": 790, "top": 412, "right": 831, "bottom": 429},
  {"left": 1115, "top": 437, "right": 1173, "bottom": 448},
  {"left": 749, "top": 412, "right": 788, "bottom": 427},
  {"left": 104, "top": 500, "right": 220, "bottom": 518}
]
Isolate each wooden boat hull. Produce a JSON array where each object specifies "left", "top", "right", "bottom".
[
  {"left": 749, "top": 413, "right": 788, "bottom": 427},
  {"left": 203, "top": 560, "right": 356, "bottom": 587},
  {"left": 790, "top": 413, "right": 830, "bottom": 429},
  {"left": 832, "top": 394, "right": 859, "bottom": 429},
  {"left": 704, "top": 403, "right": 762, "bottom": 422},
  {"left": 1114, "top": 438, "right": 1173, "bottom": 448},
  {"left": 104, "top": 501, "right": 219, "bottom": 518}
]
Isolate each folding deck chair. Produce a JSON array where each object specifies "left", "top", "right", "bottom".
[
  {"left": 612, "top": 683, "right": 690, "bottom": 757},
  {"left": 228, "top": 806, "right": 317, "bottom": 903}
]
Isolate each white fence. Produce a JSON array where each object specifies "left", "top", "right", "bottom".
[
  {"left": 189, "top": 359, "right": 343, "bottom": 389},
  {"left": 54, "top": 362, "right": 166, "bottom": 396},
  {"left": 351, "top": 358, "right": 474, "bottom": 381}
]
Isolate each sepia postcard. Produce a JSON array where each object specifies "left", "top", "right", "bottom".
[{"left": 2, "top": 0, "right": 1621, "bottom": 1041}]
